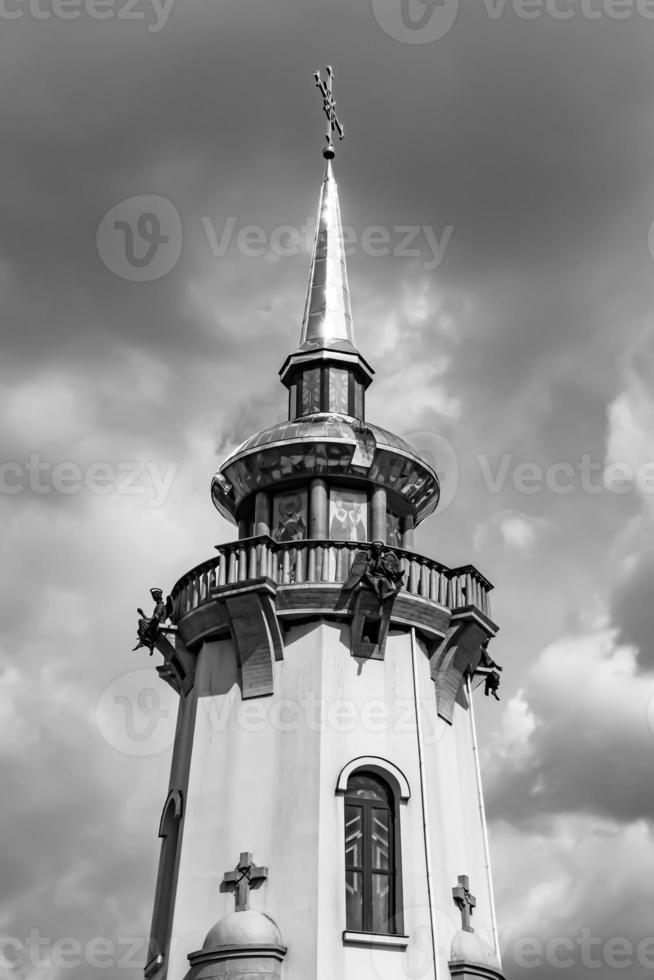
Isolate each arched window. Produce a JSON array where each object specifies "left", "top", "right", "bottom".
[{"left": 344, "top": 771, "right": 402, "bottom": 935}]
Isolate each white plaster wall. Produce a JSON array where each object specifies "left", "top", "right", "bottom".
[{"left": 167, "top": 622, "right": 499, "bottom": 980}]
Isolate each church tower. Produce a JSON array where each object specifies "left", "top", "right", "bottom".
[{"left": 139, "top": 67, "right": 507, "bottom": 980}]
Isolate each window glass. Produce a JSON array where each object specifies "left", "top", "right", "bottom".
[
  {"left": 300, "top": 368, "right": 321, "bottom": 415},
  {"left": 344, "top": 771, "right": 399, "bottom": 935},
  {"left": 329, "top": 367, "right": 349, "bottom": 414},
  {"left": 329, "top": 487, "right": 368, "bottom": 542}
]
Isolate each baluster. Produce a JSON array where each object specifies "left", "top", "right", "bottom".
[
  {"left": 228, "top": 548, "right": 238, "bottom": 583},
  {"left": 409, "top": 558, "right": 420, "bottom": 594},
  {"left": 322, "top": 545, "right": 332, "bottom": 582},
  {"left": 335, "top": 544, "right": 345, "bottom": 582},
  {"left": 217, "top": 551, "right": 227, "bottom": 586},
  {"left": 238, "top": 546, "right": 247, "bottom": 581},
  {"left": 248, "top": 543, "right": 257, "bottom": 580},
  {"left": 429, "top": 566, "right": 438, "bottom": 602},
  {"left": 344, "top": 544, "right": 356, "bottom": 578},
  {"left": 465, "top": 573, "right": 473, "bottom": 607},
  {"left": 307, "top": 543, "right": 317, "bottom": 582},
  {"left": 282, "top": 549, "right": 291, "bottom": 584},
  {"left": 260, "top": 542, "right": 270, "bottom": 579},
  {"left": 420, "top": 562, "right": 430, "bottom": 597},
  {"left": 295, "top": 545, "right": 306, "bottom": 584}
]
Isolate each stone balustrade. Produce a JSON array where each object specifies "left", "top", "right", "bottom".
[{"left": 170, "top": 536, "right": 492, "bottom": 623}]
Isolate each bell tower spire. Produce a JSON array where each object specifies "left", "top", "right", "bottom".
[
  {"left": 299, "top": 159, "right": 354, "bottom": 350},
  {"left": 280, "top": 66, "right": 373, "bottom": 420}
]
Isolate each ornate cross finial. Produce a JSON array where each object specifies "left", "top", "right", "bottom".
[
  {"left": 452, "top": 874, "right": 477, "bottom": 933},
  {"left": 221, "top": 851, "right": 268, "bottom": 912},
  {"left": 313, "top": 65, "right": 345, "bottom": 160}
]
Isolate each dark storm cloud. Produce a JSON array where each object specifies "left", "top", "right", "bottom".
[{"left": 484, "top": 630, "right": 654, "bottom": 825}]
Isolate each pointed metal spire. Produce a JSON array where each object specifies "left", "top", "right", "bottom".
[
  {"left": 280, "top": 66, "right": 373, "bottom": 391},
  {"left": 299, "top": 159, "right": 355, "bottom": 348}
]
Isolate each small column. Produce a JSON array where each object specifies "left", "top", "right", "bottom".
[
  {"left": 371, "top": 486, "right": 387, "bottom": 542},
  {"left": 254, "top": 492, "right": 270, "bottom": 536},
  {"left": 310, "top": 479, "right": 328, "bottom": 538},
  {"left": 237, "top": 518, "right": 249, "bottom": 539},
  {"left": 402, "top": 514, "right": 415, "bottom": 551}
]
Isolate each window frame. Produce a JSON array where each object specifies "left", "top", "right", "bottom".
[{"left": 339, "top": 761, "right": 407, "bottom": 937}]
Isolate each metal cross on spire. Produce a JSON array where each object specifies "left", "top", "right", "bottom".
[
  {"left": 221, "top": 852, "right": 268, "bottom": 912},
  {"left": 314, "top": 65, "right": 345, "bottom": 160},
  {"left": 452, "top": 874, "right": 477, "bottom": 933}
]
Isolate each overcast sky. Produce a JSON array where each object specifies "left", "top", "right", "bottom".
[{"left": 2, "top": 2, "right": 654, "bottom": 979}]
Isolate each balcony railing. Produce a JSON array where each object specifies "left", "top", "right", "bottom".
[{"left": 170, "top": 537, "right": 492, "bottom": 623}]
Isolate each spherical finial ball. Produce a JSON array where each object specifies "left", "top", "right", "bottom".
[{"left": 323, "top": 145, "right": 336, "bottom": 160}]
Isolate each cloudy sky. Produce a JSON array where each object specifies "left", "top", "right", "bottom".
[{"left": 2, "top": 1, "right": 654, "bottom": 978}]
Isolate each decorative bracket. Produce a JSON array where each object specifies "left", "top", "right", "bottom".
[
  {"left": 211, "top": 578, "right": 283, "bottom": 698},
  {"left": 430, "top": 607, "right": 498, "bottom": 724}
]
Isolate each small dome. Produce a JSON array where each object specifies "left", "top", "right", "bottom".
[
  {"left": 203, "top": 909, "right": 282, "bottom": 951},
  {"left": 450, "top": 930, "right": 500, "bottom": 971}
]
